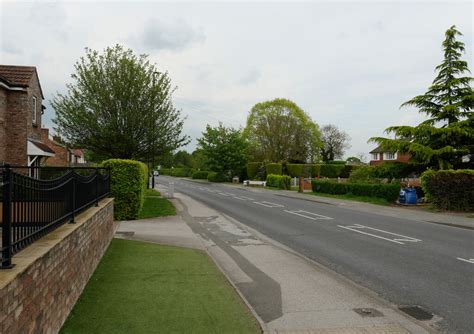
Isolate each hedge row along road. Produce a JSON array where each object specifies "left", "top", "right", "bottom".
[{"left": 156, "top": 176, "right": 474, "bottom": 333}]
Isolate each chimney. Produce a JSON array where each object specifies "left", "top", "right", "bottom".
[
  {"left": 41, "top": 128, "right": 49, "bottom": 141},
  {"left": 53, "top": 135, "right": 62, "bottom": 143}
]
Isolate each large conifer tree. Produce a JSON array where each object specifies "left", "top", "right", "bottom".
[{"left": 370, "top": 26, "right": 473, "bottom": 169}]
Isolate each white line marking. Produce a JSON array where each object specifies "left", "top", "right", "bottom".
[
  {"left": 234, "top": 196, "right": 249, "bottom": 200},
  {"left": 457, "top": 257, "right": 474, "bottom": 264},
  {"left": 338, "top": 224, "right": 421, "bottom": 245},
  {"left": 238, "top": 196, "right": 255, "bottom": 201},
  {"left": 218, "top": 192, "right": 234, "bottom": 196},
  {"left": 284, "top": 210, "right": 333, "bottom": 220},
  {"left": 253, "top": 201, "right": 284, "bottom": 208}
]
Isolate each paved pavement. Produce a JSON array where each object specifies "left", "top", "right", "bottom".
[
  {"left": 117, "top": 186, "right": 432, "bottom": 334},
  {"left": 155, "top": 176, "right": 474, "bottom": 333}
]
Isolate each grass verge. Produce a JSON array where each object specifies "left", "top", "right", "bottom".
[
  {"left": 307, "top": 192, "right": 391, "bottom": 206},
  {"left": 139, "top": 189, "right": 176, "bottom": 219},
  {"left": 60, "top": 239, "right": 260, "bottom": 334}
]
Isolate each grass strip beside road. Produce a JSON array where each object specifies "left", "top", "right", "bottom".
[
  {"left": 139, "top": 189, "right": 176, "bottom": 219},
  {"left": 307, "top": 192, "right": 391, "bottom": 206},
  {"left": 61, "top": 239, "right": 260, "bottom": 334}
]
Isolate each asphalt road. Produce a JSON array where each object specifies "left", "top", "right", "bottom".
[{"left": 157, "top": 176, "right": 474, "bottom": 333}]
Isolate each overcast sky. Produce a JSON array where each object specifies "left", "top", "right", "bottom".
[{"left": 1, "top": 1, "right": 472, "bottom": 160}]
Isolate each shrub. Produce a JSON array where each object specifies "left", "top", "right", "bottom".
[
  {"left": 247, "top": 162, "right": 263, "bottom": 180},
  {"left": 311, "top": 180, "right": 400, "bottom": 202},
  {"left": 192, "top": 170, "right": 209, "bottom": 179},
  {"left": 207, "top": 172, "right": 228, "bottom": 182},
  {"left": 286, "top": 164, "right": 304, "bottom": 177},
  {"left": 421, "top": 169, "right": 474, "bottom": 211},
  {"left": 319, "top": 164, "right": 345, "bottom": 178},
  {"left": 310, "top": 164, "right": 321, "bottom": 178},
  {"left": 171, "top": 167, "right": 193, "bottom": 177},
  {"left": 349, "top": 166, "right": 378, "bottom": 183},
  {"left": 266, "top": 174, "right": 291, "bottom": 189},
  {"left": 328, "top": 160, "right": 346, "bottom": 165},
  {"left": 339, "top": 165, "right": 360, "bottom": 178},
  {"left": 266, "top": 163, "right": 282, "bottom": 175},
  {"left": 102, "top": 159, "right": 148, "bottom": 220},
  {"left": 160, "top": 168, "right": 171, "bottom": 175}
]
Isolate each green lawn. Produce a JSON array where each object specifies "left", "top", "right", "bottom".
[
  {"left": 138, "top": 189, "right": 176, "bottom": 219},
  {"left": 61, "top": 239, "right": 260, "bottom": 334},
  {"left": 307, "top": 192, "right": 391, "bottom": 206}
]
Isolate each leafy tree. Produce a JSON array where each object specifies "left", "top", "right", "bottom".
[
  {"left": 52, "top": 45, "right": 189, "bottom": 161},
  {"left": 346, "top": 156, "right": 361, "bottom": 164},
  {"left": 244, "top": 98, "right": 321, "bottom": 163},
  {"left": 191, "top": 149, "right": 207, "bottom": 170},
  {"left": 173, "top": 150, "right": 193, "bottom": 168},
  {"left": 197, "top": 123, "right": 249, "bottom": 177},
  {"left": 370, "top": 26, "right": 473, "bottom": 169},
  {"left": 320, "top": 124, "right": 351, "bottom": 162}
]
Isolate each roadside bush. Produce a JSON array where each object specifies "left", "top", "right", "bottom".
[
  {"left": 319, "top": 164, "right": 345, "bottom": 178},
  {"left": 102, "top": 159, "right": 148, "bottom": 220},
  {"left": 328, "top": 160, "right": 346, "bottom": 165},
  {"left": 207, "top": 172, "right": 228, "bottom": 182},
  {"left": 171, "top": 167, "right": 193, "bottom": 177},
  {"left": 266, "top": 163, "right": 282, "bottom": 175},
  {"left": 159, "top": 168, "right": 171, "bottom": 175},
  {"left": 310, "top": 164, "right": 321, "bottom": 178},
  {"left": 349, "top": 166, "right": 378, "bottom": 183},
  {"left": 286, "top": 164, "right": 304, "bottom": 177},
  {"left": 192, "top": 171, "right": 209, "bottom": 180},
  {"left": 421, "top": 169, "right": 474, "bottom": 211},
  {"left": 339, "top": 165, "right": 360, "bottom": 178},
  {"left": 247, "top": 162, "right": 263, "bottom": 180},
  {"left": 311, "top": 180, "right": 400, "bottom": 202},
  {"left": 266, "top": 174, "right": 291, "bottom": 190}
]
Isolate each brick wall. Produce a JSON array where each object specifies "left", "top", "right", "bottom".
[
  {"left": 0, "top": 88, "right": 7, "bottom": 163},
  {"left": 26, "top": 75, "right": 43, "bottom": 141},
  {"left": 5, "top": 90, "right": 28, "bottom": 166},
  {"left": 0, "top": 198, "right": 115, "bottom": 334}
]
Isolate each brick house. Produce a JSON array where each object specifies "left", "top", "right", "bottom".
[
  {"left": 41, "top": 128, "right": 87, "bottom": 166},
  {"left": 0, "top": 65, "right": 55, "bottom": 173},
  {"left": 369, "top": 145, "right": 411, "bottom": 166}
]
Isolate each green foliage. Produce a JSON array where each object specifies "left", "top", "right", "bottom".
[
  {"left": 319, "top": 164, "right": 345, "bottom": 178},
  {"left": 421, "top": 169, "right": 474, "bottom": 211},
  {"left": 247, "top": 162, "right": 264, "bottom": 180},
  {"left": 349, "top": 163, "right": 421, "bottom": 182},
  {"left": 198, "top": 123, "right": 249, "bottom": 177},
  {"left": 207, "top": 172, "right": 228, "bottom": 182},
  {"left": 170, "top": 168, "right": 193, "bottom": 177},
  {"left": 266, "top": 163, "right": 282, "bottom": 175},
  {"left": 173, "top": 150, "right": 193, "bottom": 168},
  {"left": 310, "top": 164, "right": 321, "bottom": 178},
  {"left": 339, "top": 165, "right": 360, "bottom": 178},
  {"left": 312, "top": 180, "right": 400, "bottom": 202},
  {"left": 192, "top": 171, "right": 210, "bottom": 180},
  {"left": 101, "top": 159, "right": 148, "bottom": 220},
  {"left": 286, "top": 164, "right": 304, "bottom": 177},
  {"left": 370, "top": 26, "right": 473, "bottom": 169},
  {"left": 266, "top": 174, "right": 291, "bottom": 190},
  {"left": 244, "top": 98, "right": 321, "bottom": 163},
  {"left": 160, "top": 168, "right": 171, "bottom": 175},
  {"left": 320, "top": 125, "right": 351, "bottom": 162},
  {"left": 53, "top": 45, "right": 189, "bottom": 160},
  {"left": 328, "top": 160, "right": 346, "bottom": 165}
]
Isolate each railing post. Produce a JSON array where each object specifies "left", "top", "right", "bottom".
[
  {"left": 1, "top": 164, "right": 14, "bottom": 269},
  {"left": 70, "top": 172, "right": 76, "bottom": 224},
  {"left": 95, "top": 168, "right": 99, "bottom": 207}
]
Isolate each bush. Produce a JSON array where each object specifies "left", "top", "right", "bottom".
[
  {"left": 421, "top": 169, "right": 474, "bottom": 211},
  {"left": 247, "top": 162, "right": 263, "bottom": 180},
  {"left": 207, "top": 172, "right": 228, "bottom": 182},
  {"left": 328, "top": 160, "right": 346, "bottom": 165},
  {"left": 319, "top": 164, "right": 345, "bottom": 178},
  {"left": 192, "top": 171, "right": 209, "bottom": 179},
  {"left": 339, "top": 165, "right": 360, "bottom": 178},
  {"left": 311, "top": 180, "right": 400, "bottom": 202},
  {"left": 171, "top": 167, "right": 193, "bottom": 177},
  {"left": 349, "top": 166, "right": 378, "bottom": 183},
  {"left": 286, "top": 164, "right": 304, "bottom": 177},
  {"left": 266, "top": 163, "right": 282, "bottom": 175},
  {"left": 102, "top": 159, "right": 148, "bottom": 220},
  {"left": 310, "top": 164, "right": 321, "bottom": 178},
  {"left": 266, "top": 174, "right": 291, "bottom": 189},
  {"left": 160, "top": 168, "right": 171, "bottom": 175}
]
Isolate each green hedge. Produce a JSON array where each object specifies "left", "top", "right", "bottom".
[
  {"left": 286, "top": 164, "right": 304, "bottom": 177},
  {"left": 311, "top": 180, "right": 400, "bottom": 201},
  {"left": 328, "top": 160, "right": 346, "bottom": 165},
  {"left": 192, "top": 171, "right": 209, "bottom": 179},
  {"left": 310, "top": 164, "right": 321, "bottom": 178},
  {"left": 266, "top": 174, "right": 291, "bottom": 189},
  {"left": 102, "top": 159, "right": 148, "bottom": 220},
  {"left": 171, "top": 167, "right": 194, "bottom": 177},
  {"left": 266, "top": 163, "right": 282, "bottom": 175},
  {"left": 421, "top": 169, "right": 474, "bottom": 211},
  {"left": 207, "top": 172, "right": 227, "bottom": 182},
  {"left": 319, "top": 164, "right": 345, "bottom": 178},
  {"left": 247, "top": 162, "right": 264, "bottom": 180}
]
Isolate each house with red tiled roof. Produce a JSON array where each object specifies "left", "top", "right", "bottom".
[
  {"left": 0, "top": 65, "right": 55, "bottom": 174},
  {"left": 40, "top": 128, "right": 87, "bottom": 166},
  {"left": 369, "top": 145, "right": 411, "bottom": 166}
]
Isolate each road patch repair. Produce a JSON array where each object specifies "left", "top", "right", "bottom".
[{"left": 151, "top": 183, "right": 432, "bottom": 334}]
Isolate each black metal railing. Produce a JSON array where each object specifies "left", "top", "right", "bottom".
[{"left": 1, "top": 165, "right": 110, "bottom": 268}]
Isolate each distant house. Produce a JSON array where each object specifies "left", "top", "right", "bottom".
[
  {"left": 0, "top": 65, "right": 55, "bottom": 174},
  {"left": 41, "top": 128, "right": 87, "bottom": 166},
  {"left": 369, "top": 145, "right": 410, "bottom": 166}
]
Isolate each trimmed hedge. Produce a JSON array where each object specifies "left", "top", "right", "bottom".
[
  {"left": 170, "top": 167, "right": 194, "bottom": 177},
  {"left": 266, "top": 174, "right": 291, "bottom": 190},
  {"left": 311, "top": 180, "right": 400, "bottom": 202},
  {"left": 207, "top": 172, "right": 227, "bottom": 182},
  {"left": 266, "top": 163, "right": 282, "bottom": 175},
  {"left": 319, "top": 164, "right": 345, "bottom": 178},
  {"left": 247, "top": 162, "right": 263, "bottom": 180},
  {"left": 102, "top": 159, "right": 148, "bottom": 220},
  {"left": 159, "top": 168, "right": 171, "bottom": 175},
  {"left": 421, "top": 169, "right": 474, "bottom": 211},
  {"left": 310, "top": 164, "right": 321, "bottom": 178},
  {"left": 192, "top": 170, "right": 209, "bottom": 179},
  {"left": 286, "top": 164, "right": 304, "bottom": 177}
]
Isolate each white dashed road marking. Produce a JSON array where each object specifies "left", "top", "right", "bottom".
[
  {"left": 338, "top": 224, "right": 422, "bottom": 245},
  {"left": 284, "top": 210, "right": 333, "bottom": 220},
  {"left": 456, "top": 257, "right": 474, "bottom": 264},
  {"left": 253, "top": 201, "right": 284, "bottom": 208}
]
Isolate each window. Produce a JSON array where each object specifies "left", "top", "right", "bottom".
[
  {"left": 32, "top": 96, "right": 37, "bottom": 125},
  {"left": 371, "top": 153, "right": 379, "bottom": 160},
  {"left": 384, "top": 152, "right": 397, "bottom": 160}
]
